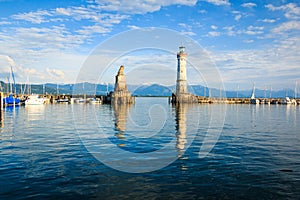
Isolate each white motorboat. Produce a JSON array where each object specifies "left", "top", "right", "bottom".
[
  {"left": 25, "top": 94, "right": 45, "bottom": 105},
  {"left": 281, "top": 97, "right": 297, "bottom": 105},
  {"left": 89, "top": 98, "right": 102, "bottom": 104}
]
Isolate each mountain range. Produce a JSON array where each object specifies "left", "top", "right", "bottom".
[{"left": 0, "top": 81, "right": 297, "bottom": 98}]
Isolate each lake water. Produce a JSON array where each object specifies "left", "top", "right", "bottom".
[{"left": 0, "top": 97, "right": 299, "bottom": 199}]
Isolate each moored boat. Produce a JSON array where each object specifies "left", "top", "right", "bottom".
[
  {"left": 3, "top": 94, "right": 21, "bottom": 106},
  {"left": 89, "top": 98, "right": 102, "bottom": 104},
  {"left": 56, "top": 98, "right": 70, "bottom": 103},
  {"left": 280, "top": 97, "right": 297, "bottom": 105},
  {"left": 74, "top": 98, "right": 85, "bottom": 103},
  {"left": 25, "top": 94, "right": 45, "bottom": 105}
]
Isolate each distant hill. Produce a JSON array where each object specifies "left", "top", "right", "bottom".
[
  {"left": 0, "top": 81, "right": 297, "bottom": 98},
  {"left": 132, "top": 84, "right": 172, "bottom": 96}
]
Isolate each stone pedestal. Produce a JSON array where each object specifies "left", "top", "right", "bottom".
[{"left": 111, "top": 66, "right": 135, "bottom": 104}]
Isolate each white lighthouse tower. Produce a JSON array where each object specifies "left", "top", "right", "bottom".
[
  {"left": 176, "top": 45, "right": 188, "bottom": 96},
  {"left": 172, "top": 45, "right": 197, "bottom": 104}
]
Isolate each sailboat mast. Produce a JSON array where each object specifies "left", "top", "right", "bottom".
[
  {"left": 251, "top": 83, "right": 255, "bottom": 99},
  {"left": 10, "top": 65, "right": 17, "bottom": 95},
  {"left": 106, "top": 82, "right": 108, "bottom": 94},
  {"left": 7, "top": 77, "right": 10, "bottom": 94},
  {"left": 9, "top": 76, "right": 12, "bottom": 94},
  {"left": 57, "top": 83, "right": 59, "bottom": 95},
  {"left": 295, "top": 81, "right": 298, "bottom": 99}
]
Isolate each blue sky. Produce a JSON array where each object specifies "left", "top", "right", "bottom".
[{"left": 0, "top": 0, "right": 299, "bottom": 90}]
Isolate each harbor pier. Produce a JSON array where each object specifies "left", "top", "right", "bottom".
[{"left": 196, "top": 96, "right": 300, "bottom": 105}]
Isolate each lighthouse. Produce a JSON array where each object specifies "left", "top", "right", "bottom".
[
  {"left": 171, "top": 45, "right": 198, "bottom": 104},
  {"left": 176, "top": 45, "right": 188, "bottom": 96}
]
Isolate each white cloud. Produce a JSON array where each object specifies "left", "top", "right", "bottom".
[
  {"left": 0, "top": 54, "right": 50, "bottom": 83},
  {"left": 180, "top": 31, "right": 197, "bottom": 36},
  {"left": 0, "top": 3, "right": 134, "bottom": 83},
  {"left": 0, "top": 55, "right": 14, "bottom": 75},
  {"left": 204, "top": 0, "right": 230, "bottom": 6},
  {"left": 55, "top": 7, "right": 71, "bottom": 16},
  {"left": 221, "top": 25, "right": 264, "bottom": 37},
  {"left": 223, "top": 26, "right": 236, "bottom": 36},
  {"left": 241, "top": 2, "right": 257, "bottom": 8},
  {"left": 179, "top": 23, "right": 195, "bottom": 36},
  {"left": 11, "top": 5, "right": 129, "bottom": 30},
  {"left": 260, "top": 18, "right": 276, "bottom": 23},
  {"left": 46, "top": 68, "right": 65, "bottom": 80},
  {"left": 13, "top": 26, "right": 84, "bottom": 50},
  {"left": 208, "top": 31, "right": 220, "bottom": 37},
  {"left": 2, "top": 5, "right": 130, "bottom": 52},
  {"left": 211, "top": 25, "right": 218, "bottom": 30},
  {"left": 0, "top": 21, "right": 11, "bottom": 25},
  {"left": 243, "top": 39, "right": 254, "bottom": 43},
  {"left": 12, "top": 10, "right": 52, "bottom": 24},
  {"left": 237, "top": 26, "right": 264, "bottom": 35},
  {"left": 0, "top": 24, "right": 87, "bottom": 83},
  {"left": 272, "top": 20, "right": 300, "bottom": 34},
  {"left": 56, "top": 6, "right": 130, "bottom": 26},
  {"left": 266, "top": 3, "right": 300, "bottom": 19},
  {"left": 178, "top": 23, "right": 191, "bottom": 29},
  {"left": 77, "top": 25, "right": 111, "bottom": 35},
  {"left": 23, "top": 68, "right": 37, "bottom": 75},
  {"left": 6, "top": 55, "right": 15, "bottom": 66},
  {"left": 235, "top": 14, "right": 242, "bottom": 21},
  {"left": 95, "top": 0, "right": 197, "bottom": 14},
  {"left": 212, "top": 37, "right": 300, "bottom": 89},
  {"left": 127, "top": 25, "right": 141, "bottom": 30},
  {"left": 243, "top": 30, "right": 263, "bottom": 35},
  {"left": 90, "top": 52, "right": 177, "bottom": 85},
  {"left": 247, "top": 25, "right": 264, "bottom": 31}
]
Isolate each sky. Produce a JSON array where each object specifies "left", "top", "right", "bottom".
[{"left": 0, "top": 0, "right": 299, "bottom": 90}]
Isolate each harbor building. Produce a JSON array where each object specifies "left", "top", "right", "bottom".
[{"left": 171, "top": 45, "right": 198, "bottom": 104}]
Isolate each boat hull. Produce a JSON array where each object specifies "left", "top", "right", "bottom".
[
  {"left": 25, "top": 95, "right": 45, "bottom": 105},
  {"left": 3, "top": 94, "right": 21, "bottom": 106}
]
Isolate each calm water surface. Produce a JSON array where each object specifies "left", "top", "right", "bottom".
[{"left": 0, "top": 97, "right": 299, "bottom": 199}]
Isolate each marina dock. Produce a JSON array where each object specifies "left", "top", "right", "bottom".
[
  {"left": 196, "top": 96, "right": 300, "bottom": 105},
  {"left": 1, "top": 92, "right": 299, "bottom": 105}
]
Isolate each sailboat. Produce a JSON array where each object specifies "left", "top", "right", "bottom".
[
  {"left": 3, "top": 66, "right": 21, "bottom": 106},
  {"left": 3, "top": 93, "right": 21, "bottom": 106},
  {"left": 250, "top": 83, "right": 259, "bottom": 104}
]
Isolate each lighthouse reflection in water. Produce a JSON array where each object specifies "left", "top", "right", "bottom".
[{"left": 111, "top": 98, "right": 200, "bottom": 159}]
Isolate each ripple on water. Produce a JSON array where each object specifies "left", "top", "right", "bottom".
[{"left": 0, "top": 100, "right": 299, "bottom": 199}]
